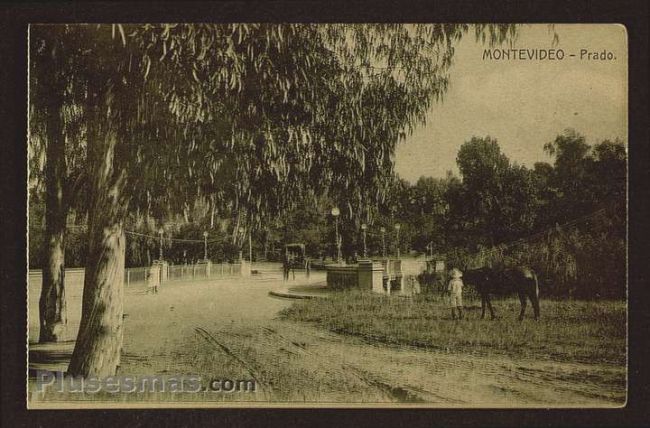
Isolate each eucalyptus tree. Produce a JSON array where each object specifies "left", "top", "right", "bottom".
[
  {"left": 29, "top": 25, "right": 89, "bottom": 342},
  {"left": 30, "top": 23, "right": 517, "bottom": 377},
  {"left": 61, "top": 24, "right": 352, "bottom": 376},
  {"left": 306, "top": 24, "right": 518, "bottom": 233}
]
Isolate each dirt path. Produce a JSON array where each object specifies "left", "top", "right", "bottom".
[
  {"left": 177, "top": 317, "right": 624, "bottom": 406},
  {"left": 28, "top": 274, "right": 625, "bottom": 406}
]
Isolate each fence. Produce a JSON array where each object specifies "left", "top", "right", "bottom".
[
  {"left": 124, "top": 267, "right": 149, "bottom": 286},
  {"left": 28, "top": 263, "right": 250, "bottom": 289},
  {"left": 125, "top": 262, "right": 246, "bottom": 286},
  {"left": 165, "top": 262, "right": 242, "bottom": 282}
]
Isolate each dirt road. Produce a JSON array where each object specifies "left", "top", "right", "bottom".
[{"left": 28, "top": 272, "right": 625, "bottom": 407}]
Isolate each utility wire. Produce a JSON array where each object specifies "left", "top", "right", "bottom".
[
  {"left": 43, "top": 225, "right": 228, "bottom": 244},
  {"left": 475, "top": 206, "right": 615, "bottom": 256},
  {"left": 41, "top": 205, "right": 618, "bottom": 248}
]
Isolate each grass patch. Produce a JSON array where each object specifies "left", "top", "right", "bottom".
[{"left": 279, "top": 290, "right": 626, "bottom": 365}]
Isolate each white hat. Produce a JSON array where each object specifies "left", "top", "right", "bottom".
[{"left": 450, "top": 268, "right": 463, "bottom": 279}]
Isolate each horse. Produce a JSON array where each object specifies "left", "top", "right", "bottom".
[
  {"left": 462, "top": 266, "right": 540, "bottom": 321},
  {"left": 282, "top": 255, "right": 294, "bottom": 280},
  {"left": 283, "top": 255, "right": 310, "bottom": 280}
]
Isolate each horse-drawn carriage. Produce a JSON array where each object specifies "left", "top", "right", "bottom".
[{"left": 283, "top": 243, "right": 311, "bottom": 280}]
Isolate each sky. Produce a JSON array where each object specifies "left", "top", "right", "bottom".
[{"left": 394, "top": 24, "right": 628, "bottom": 182}]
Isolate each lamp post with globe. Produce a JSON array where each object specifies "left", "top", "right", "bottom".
[
  {"left": 238, "top": 227, "right": 245, "bottom": 261},
  {"left": 331, "top": 207, "right": 341, "bottom": 264},
  {"left": 158, "top": 228, "right": 164, "bottom": 260},
  {"left": 394, "top": 223, "right": 401, "bottom": 259},
  {"left": 203, "top": 231, "right": 209, "bottom": 261}
]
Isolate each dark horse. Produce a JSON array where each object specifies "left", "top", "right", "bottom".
[
  {"left": 282, "top": 255, "right": 310, "bottom": 280},
  {"left": 463, "top": 266, "right": 540, "bottom": 320}
]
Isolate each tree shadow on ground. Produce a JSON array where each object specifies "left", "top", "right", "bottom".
[{"left": 28, "top": 341, "right": 75, "bottom": 377}]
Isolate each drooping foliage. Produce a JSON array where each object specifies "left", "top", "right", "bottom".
[
  {"left": 30, "top": 23, "right": 520, "bottom": 234},
  {"left": 30, "top": 23, "right": 521, "bottom": 374}
]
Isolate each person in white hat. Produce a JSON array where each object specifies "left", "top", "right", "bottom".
[
  {"left": 147, "top": 263, "right": 160, "bottom": 294},
  {"left": 447, "top": 268, "right": 464, "bottom": 320}
]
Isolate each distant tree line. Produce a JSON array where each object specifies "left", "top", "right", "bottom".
[
  {"left": 414, "top": 129, "right": 626, "bottom": 299},
  {"left": 278, "top": 129, "right": 625, "bottom": 267},
  {"left": 31, "top": 128, "right": 626, "bottom": 298}
]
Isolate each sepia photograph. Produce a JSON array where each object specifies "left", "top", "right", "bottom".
[{"left": 25, "top": 22, "right": 628, "bottom": 409}]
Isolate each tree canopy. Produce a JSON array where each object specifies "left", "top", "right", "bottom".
[
  {"left": 29, "top": 23, "right": 523, "bottom": 375},
  {"left": 30, "top": 24, "right": 521, "bottom": 231}
]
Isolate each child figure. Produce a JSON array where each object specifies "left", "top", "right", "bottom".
[
  {"left": 407, "top": 275, "right": 421, "bottom": 295},
  {"left": 447, "top": 268, "right": 464, "bottom": 320},
  {"left": 147, "top": 263, "right": 160, "bottom": 294}
]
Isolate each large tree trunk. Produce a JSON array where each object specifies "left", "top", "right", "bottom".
[
  {"left": 67, "top": 212, "right": 126, "bottom": 377},
  {"left": 68, "top": 83, "right": 129, "bottom": 377},
  {"left": 38, "top": 68, "right": 68, "bottom": 343},
  {"left": 38, "top": 201, "right": 67, "bottom": 342}
]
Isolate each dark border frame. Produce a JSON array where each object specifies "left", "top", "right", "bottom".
[{"left": 1, "top": 1, "right": 648, "bottom": 427}]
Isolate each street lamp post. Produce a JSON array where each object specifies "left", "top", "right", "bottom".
[
  {"left": 248, "top": 230, "right": 253, "bottom": 264},
  {"left": 394, "top": 223, "right": 401, "bottom": 259},
  {"left": 361, "top": 223, "right": 367, "bottom": 258},
  {"left": 203, "top": 231, "right": 208, "bottom": 261},
  {"left": 158, "top": 228, "right": 164, "bottom": 260},
  {"left": 331, "top": 207, "right": 341, "bottom": 264},
  {"left": 380, "top": 227, "right": 386, "bottom": 258},
  {"left": 238, "top": 227, "right": 245, "bottom": 261}
]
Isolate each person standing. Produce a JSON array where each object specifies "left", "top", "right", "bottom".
[
  {"left": 282, "top": 251, "right": 290, "bottom": 281},
  {"left": 147, "top": 263, "right": 160, "bottom": 294},
  {"left": 447, "top": 268, "right": 464, "bottom": 320}
]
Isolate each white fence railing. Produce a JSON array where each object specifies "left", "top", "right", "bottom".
[
  {"left": 30, "top": 262, "right": 250, "bottom": 288},
  {"left": 127, "top": 262, "right": 245, "bottom": 286},
  {"left": 124, "top": 266, "right": 149, "bottom": 285}
]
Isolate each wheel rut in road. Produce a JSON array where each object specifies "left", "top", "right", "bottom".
[
  {"left": 258, "top": 324, "right": 461, "bottom": 403},
  {"left": 194, "top": 326, "right": 270, "bottom": 397}
]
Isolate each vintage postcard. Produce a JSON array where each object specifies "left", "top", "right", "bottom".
[{"left": 27, "top": 23, "right": 627, "bottom": 409}]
